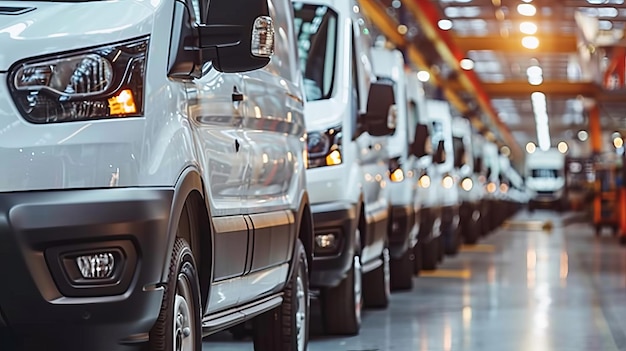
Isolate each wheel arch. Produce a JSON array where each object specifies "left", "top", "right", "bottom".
[
  {"left": 162, "top": 166, "right": 213, "bottom": 310},
  {"left": 287, "top": 191, "right": 314, "bottom": 283}
]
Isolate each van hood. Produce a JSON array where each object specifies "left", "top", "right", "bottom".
[
  {"left": 0, "top": 0, "right": 155, "bottom": 71},
  {"left": 304, "top": 97, "right": 348, "bottom": 133}
]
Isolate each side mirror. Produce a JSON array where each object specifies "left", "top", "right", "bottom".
[
  {"left": 202, "top": 0, "right": 274, "bottom": 73},
  {"left": 433, "top": 140, "right": 446, "bottom": 164},
  {"left": 411, "top": 124, "right": 429, "bottom": 157},
  {"left": 359, "top": 80, "right": 396, "bottom": 137},
  {"left": 168, "top": 0, "right": 274, "bottom": 78}
]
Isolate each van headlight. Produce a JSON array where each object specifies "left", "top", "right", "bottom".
[
  {"left": 9, "top": 36, "right": 148, "bottom": 123},
  {"left": 307, "top": 126, "right": 342, "bottom": 168},
  {"left": 418, "top": 174, "right": 431, "bottom": 188},
  {"left": 442, "top": 175, "right": 454, "bottom": 189},
  {"left": 461, "top": 177, "right": 473, "bottom": 191}
]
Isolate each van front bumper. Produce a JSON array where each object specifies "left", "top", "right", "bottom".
[
  {"left": 309, "top": 201, "right": 358, "bottom": 288},
  {"left": 388, "top": 204, "right": 416, "bottom": 259},
  {"left": 0, "top": 188, "right": 174, "bottom": 351}
]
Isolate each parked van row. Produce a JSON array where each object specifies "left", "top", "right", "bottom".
[{"left": 0, "top": 0, "right": 524, "bottom": 349}]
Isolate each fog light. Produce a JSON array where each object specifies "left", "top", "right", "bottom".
[
  {"left": 315, "top": 234, "right": 336, "bottom": 249},
  {"left": 76, "top": 253, "right": 115, "bottom": 279}
]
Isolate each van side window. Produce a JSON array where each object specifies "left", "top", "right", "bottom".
[
  {"left": 293, "top": 3, "right": 338, "bottom": 101},
  {"left": 351, "top": 26, "right": 361, "bottom": 107}
]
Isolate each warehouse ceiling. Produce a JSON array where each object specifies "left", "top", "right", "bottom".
[{"left": 363, "top": 0, "right": 626, "bottom": 166}]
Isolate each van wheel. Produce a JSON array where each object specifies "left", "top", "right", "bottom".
[
  {"left": 150, "top": 238, "right": 201, "bottom": 351},
  {"left": 253, "top": 239, "right": 309, "bottom": 351},
  {"left": 363, "top": 247, "right": 390, "bottom": 309},
  {"left": 321, "top": 254, "right": 362, "bottom": 335},
  {"left": 421, "top": 239, "right": 438, "bottom": 271},
  {"left": 412, "top": 242, "right": 422, "bottom": 275},
  {"left": 390, "top": 249, "right": 413, "bottom": 291}
]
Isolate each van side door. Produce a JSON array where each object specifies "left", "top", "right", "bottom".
[{"left": 238, "top": 0, "right": 305, "bottom": 303}]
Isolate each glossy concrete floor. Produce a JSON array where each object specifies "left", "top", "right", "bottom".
[{"left": 204, "top": 209, "right": 626, "bottom": 350}]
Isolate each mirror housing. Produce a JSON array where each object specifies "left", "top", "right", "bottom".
[
  {"left": 167, "top": 0, "right": 273, "bottom": 78},
  {"left": 411, "top": 124, "right": 429, "bottom": 158},
  {"left": 358, "top": 80, "right": 396, "bottom": 137},
  {"left": 202, "top": 0, "right": 274, "bottom": 73}
]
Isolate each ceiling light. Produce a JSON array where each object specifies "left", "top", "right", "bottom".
[
  {"left": 517, "top": 3, "right": 537, "bottom": 16},
  {"left": 558, "top": 141, "right": 569, "bottom": 154},
  {"left": 527, "top": 65, "right": 542, "bottom": 77},
  {"left": 391, "top": 0, "right": 402, "bottom": 9},
  {"left": 520, "top": 21, "right": 538, "bottom": 34},
  {"left": 614, "top": 136, "right": 624, "bottom": 148},
  {"left": 438, "top": 19, "right": 453, "bottom": 30},
  {"left": 578, "top": 130, "right": 589, "bottom": 142},
  {"left": 417, "top": 70, "right": 431, "bottom": 82},
  {"left": 528, "top": 75, "right": 543, "bottom": 85},
  {"left": 397, "top": 24, "right": 408, "bottom": 34},
  {"left": 460, "top": 58, "right": 475, "bottom": 70},
  {"left": 522, "top": 36, "right": 540, "bottom": 49},
  {"left": 526, "top": 142, "right": 537, "bottom": 154}
]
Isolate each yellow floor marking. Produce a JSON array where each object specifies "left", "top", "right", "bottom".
[
  {"left": 460, "top": 244, "right": 495, "bottom": 253},
  {"left": 420, "top": 269, "right": 471, "bottom": 279}
]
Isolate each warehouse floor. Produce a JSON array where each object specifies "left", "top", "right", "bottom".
[{"left": 204, "top": 209, "right": 626, "bottom": 351}]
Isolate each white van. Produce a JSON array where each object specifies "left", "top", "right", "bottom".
[
  {"left": 370, "top": 47, "right": 430, "bottom": 289},
  {"left": 452, "top": 116, "right": 484, "bottom": 245},
  {"left": 526, "top": 148, "right": 567, "bottom": 210},
  {"left": 293, "top": 0, "right": 395, "bottom": 335},
  {"left": 0, "top": 1, "right": 312, "bottom": 350},
  {"left": 424, "top": 100, "right": 461, "bottom": 256}
]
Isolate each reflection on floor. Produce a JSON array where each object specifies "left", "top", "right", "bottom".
[{"left": 203, "top": 209, "right": 626, "bottom": 351}]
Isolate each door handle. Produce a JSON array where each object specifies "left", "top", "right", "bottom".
[{"left": 232, "top": 86, "right": 244, "bottom": 103}]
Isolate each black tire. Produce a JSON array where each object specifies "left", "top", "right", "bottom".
[
  {"left": 253, "top": 239, "right": 309, "bottom": 351},
  {"left": 320, "top": 255, "right": 362, "bottom": 335},
  {"left": 149, "top": 238, "right": 202, "bottom": 351},
  {"left": 363, "top": 248, "right": 390, "bottom": 309},
  {"left": 463, "top": 212, "right": 479, "bottom": 245},
  {"left": 412, "top": 242, "right": 422, "bottom": 275},
  {"left": 390, "top": 248, "right": 413, "bottom": 291},
  {"left": 421, "top": 239, "right": 438, "bottom": 271}
]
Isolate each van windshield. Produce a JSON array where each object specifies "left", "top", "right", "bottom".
[
  {"left": 532, "top": 169, "right": 559, "bottom": 178},
  {"left": 293, "top": 3, "right": 338, "bottom": 101}
]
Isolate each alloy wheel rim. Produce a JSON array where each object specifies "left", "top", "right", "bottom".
[
  {"left": 382, "top": 248, "right": 390, "bottom": 298},
  {"left": 296, "top": 269, "right": 307, "bottom": 351},
  {"left": 173, "top": 272, "right": 194, "bottom": 351},
  {"left": 354, "top": 255, "right": 363, "bottom": 324}
]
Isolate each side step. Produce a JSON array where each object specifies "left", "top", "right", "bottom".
[{"left": 201, "top": 294, "right": 283, "bottom": 336}]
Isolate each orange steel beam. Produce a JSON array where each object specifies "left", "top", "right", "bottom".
[
  {"left": 453, "top": 35, "right": 578, "bottom": 53},
  {"left": 481, "top": 81, "right": 598, "bottom": 98},
  {"left": 404, "top": 0, "right": 523, "bottom": 162},
  {"left": 359, "top": 0, "right": 486, "bottom": 132},
  {"left": 589, "top": 103, "right": 602, "bottom": 154}
]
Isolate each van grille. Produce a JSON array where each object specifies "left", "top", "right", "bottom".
[{"left": 0, "top": 6, "right": 35, "bottom": 15}]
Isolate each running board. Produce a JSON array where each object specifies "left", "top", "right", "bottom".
[{"left": 201, "top": 294, "right": 283, "bottom": 336}]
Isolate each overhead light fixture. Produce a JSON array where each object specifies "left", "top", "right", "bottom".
[
  {"left": 614, "top": 136, "right": 624, "bottom": 148},
  {"left": 517, "top": 3, "right": 537, "bottom": 16},
  {"left": 558, "top": 141, "right": 569, "bottom": 154},
  {"left": 526, "top": 142, "right": 537, "bottom": 154},
  {"left": 438, "top": 19, "right": 453, "bottom": 30},
  {"left": 397, "top": 24, "right": 408, "bottom": 35},
  {"left": 520, "top": 21, "right": 538, "bottom": 35},
  {"left": 460, "top": 58, "right": 474, "bottom": 70},
  {"left": 522, "top": 36, "right": 540, "bottom": 49},
  {"left": 417, "top": 70, "right": 431, "bottom": 82},
  {"left": 527, "top": 65, "right": 543, "bottom": 85},
  {"left": 577, "top": 130, "right": 589, "bottom": 142},
  {"left": 531, "top": 92, "right": 550, "bottom": 151}
]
